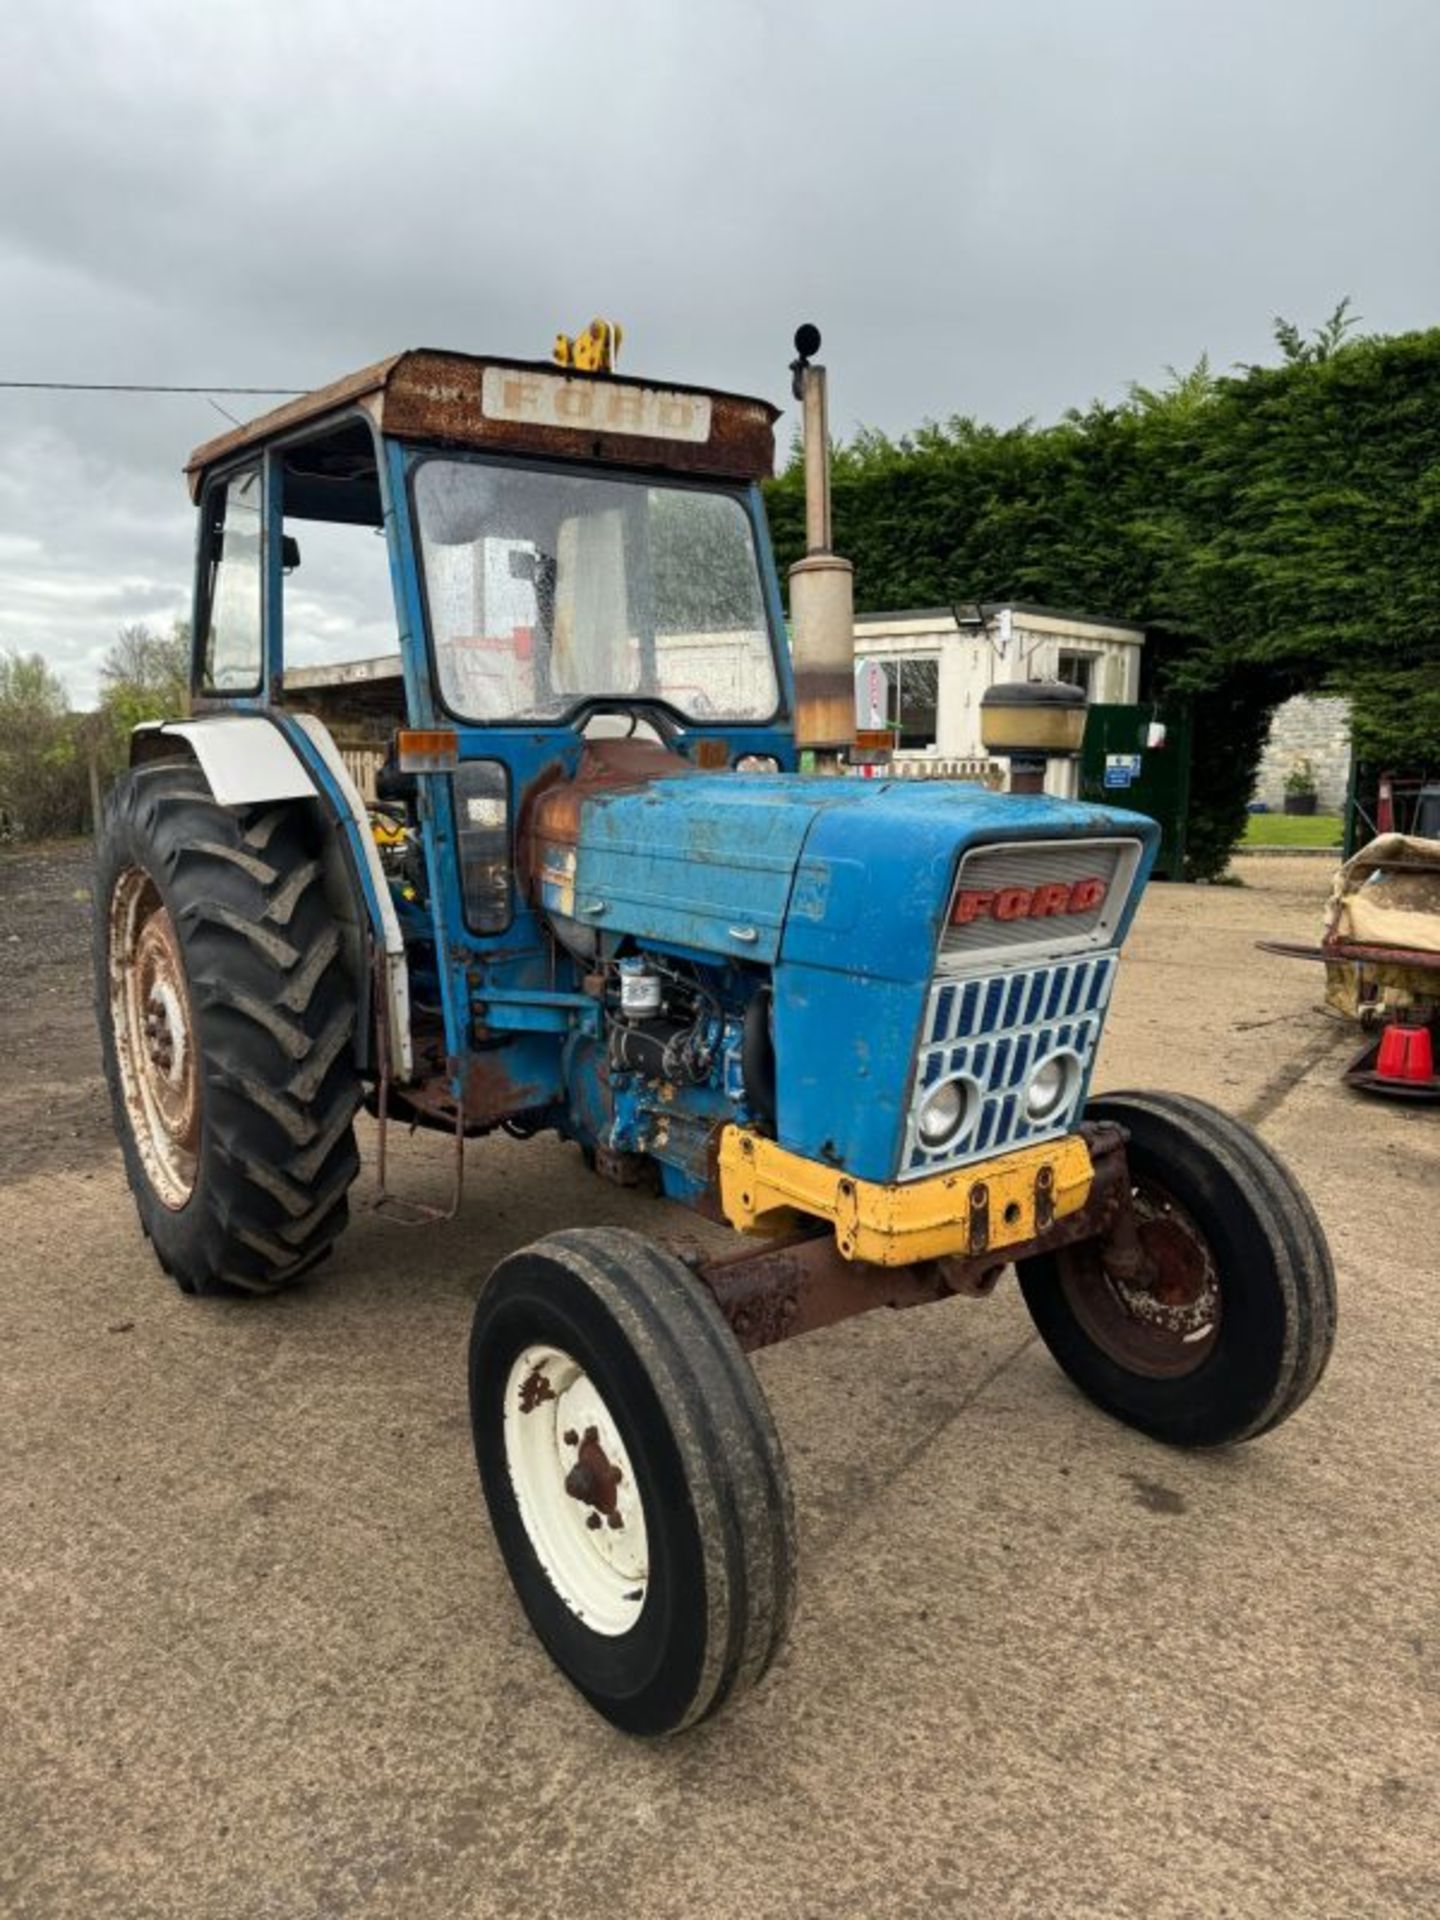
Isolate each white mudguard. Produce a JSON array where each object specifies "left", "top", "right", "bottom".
[
  {"left": 133, "top": 715, "right": 316, "bottom": 804},
  {"left": 134, "top": 716, "right": 414, "bottom": 1079}
]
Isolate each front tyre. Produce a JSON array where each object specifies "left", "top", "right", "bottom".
[
  {"left": 468, "top": 1227, "right": 796, "bottom": 1736},
  {"left": 1017, "top": 1092, "right": 1336, "bottom": 1447}
]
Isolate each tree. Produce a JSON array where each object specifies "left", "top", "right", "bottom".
[
  {"left": 99, "top": 621, "right": 191, "bottom": 736},
  {"left": 0, "top": 651, "right": 87, "bottom": 839}
]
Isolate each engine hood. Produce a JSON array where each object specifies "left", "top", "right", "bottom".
[{"left": 527, "top": 744, "right": 1160, "bottom": 976}]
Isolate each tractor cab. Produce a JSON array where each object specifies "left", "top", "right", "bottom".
[
  {"left": 186, "top": 346, "right": 791, "bottom": 748},
  {"left": 170, "top": 347, "right": 802, "bottom": 1146}
]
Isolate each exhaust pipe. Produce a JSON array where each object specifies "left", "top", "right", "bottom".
[{"left": 787, "top": 324, "right": 854, "bottom": 763}]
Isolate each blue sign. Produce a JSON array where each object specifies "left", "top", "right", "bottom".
[{"left": 1104, "top": 753, "right": 1143, "bottom": 790}]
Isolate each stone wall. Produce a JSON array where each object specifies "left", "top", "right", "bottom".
[{"left": 1254, "top": 694, "right": 1352, "bottom": 813}]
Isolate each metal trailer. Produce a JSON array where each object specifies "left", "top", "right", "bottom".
[{"left": 94, "top": 327, "right": 1335, "bottom": 1734}]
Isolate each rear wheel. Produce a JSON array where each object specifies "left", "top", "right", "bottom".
[
  {"left": 1017, "top": 1091, "right": 1335, "bottom": 1446},
  {"left": 95, "top": 763, "right": 361, "bottom": 1296},
  {"left": 469, "top": 1227, "right": 796, "bottom": 1735}
]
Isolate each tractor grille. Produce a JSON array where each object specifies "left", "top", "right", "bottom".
[
  {"left": 938, "top": 837, "right": 1142, "bottom": 972},
  {"left": 900, "top": 952, "right": 1118, "bottom": 1179}
]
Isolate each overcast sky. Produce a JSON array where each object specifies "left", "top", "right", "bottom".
[{"left": 4, "top": 0, "right": 1440, "bottom": 704}]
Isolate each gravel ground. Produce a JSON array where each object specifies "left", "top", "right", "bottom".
[{"left": 2, "top": 845, "right": 1436, "bottom": 1920}]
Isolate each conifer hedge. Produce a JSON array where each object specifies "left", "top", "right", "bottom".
[{"left": 764, "top": 312, "right": 1440, "bottom": 876}]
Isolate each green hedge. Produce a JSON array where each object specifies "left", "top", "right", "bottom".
[{"left": 764, "top": 318, "right": 1440, "bottom": 876}]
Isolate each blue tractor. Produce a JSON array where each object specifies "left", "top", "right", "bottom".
[{"left": 95, "top": 329, "right": 1335, "bottom": 1734}]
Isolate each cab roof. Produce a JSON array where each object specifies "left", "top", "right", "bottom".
[{"left": 184, "top": 348, "right": 780, "bottom": 500}]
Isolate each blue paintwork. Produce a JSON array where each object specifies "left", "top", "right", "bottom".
[
  {"left": 193, "top": 420, "right": 1162, "bottom": 1208},
  {"left": 555, "top": 775, "right": 829, "bottom": 965},
  {"left": 371, "top": 445, "right": 799, "bottom": 1103},
  {"left": 563, "top": 773, "right": 1158, "bottom": 1181},
  {"left": 774, "top": 782, "right": 1158, "bottom": 1176}
]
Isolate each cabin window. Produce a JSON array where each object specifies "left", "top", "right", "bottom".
[
  {"left": 414, "top": 457, "right": 781, "bottom": 726},
  {"left": 201, "top": 466, "right": 263, "bottom": 693}
]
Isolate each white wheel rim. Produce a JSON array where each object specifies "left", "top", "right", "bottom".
[
  {"left": 108, "top": 865, "right": 200, "bottom": 1209},
  {"left": 502, "top": 1345, "right": 649, "bottom": 1637}
]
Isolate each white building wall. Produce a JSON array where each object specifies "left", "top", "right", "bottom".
[{"left": 852, "top": 605, "right": 1146, "bottom": 793}]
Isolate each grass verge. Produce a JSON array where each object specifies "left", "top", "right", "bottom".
[{"left": 1243, "top": 813, "right": 1342, "bottom": 849}]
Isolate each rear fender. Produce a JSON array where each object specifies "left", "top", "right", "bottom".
[{"left": 131, "top": 716, "right": 413, "bottom": 1078}]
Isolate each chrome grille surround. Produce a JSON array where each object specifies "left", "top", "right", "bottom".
[
  {"left": 900, "top": 952, "right": 1119, "bottom": 1179},
  {"left": 938, "top": 837, "right": 1143, "bottom": 973}
]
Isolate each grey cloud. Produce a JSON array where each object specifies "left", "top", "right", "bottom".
[{"left": 3, "top": 0, "right": 1439, "bottom": 701}]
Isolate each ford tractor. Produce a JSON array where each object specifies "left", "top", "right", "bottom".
[{"left": 95, "top": 326, "right": 1335, "bottom": 1735}]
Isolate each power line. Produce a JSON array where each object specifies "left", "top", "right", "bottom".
[{"left": 0, "top": 380, "right": 305, "bottom": 395}]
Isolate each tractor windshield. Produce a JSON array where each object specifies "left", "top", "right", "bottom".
[{"left": 414, "top": 457, "right": 781, "bottom": 725}]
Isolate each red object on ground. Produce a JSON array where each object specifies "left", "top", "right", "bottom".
[{"left": 1375, "top": 1025, "right": 1436, "bottom": 1082}]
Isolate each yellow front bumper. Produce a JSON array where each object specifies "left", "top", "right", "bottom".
[{"left": 717, "top": 1126, "right": 1095, "bottom": 1268}]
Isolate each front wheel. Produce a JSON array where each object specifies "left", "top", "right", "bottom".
[
  {"left": 1017, "top": 1091, "right": 1336, "bottom": 1447},
  {"left": 468, "top": 1228, "right": 796, "bottom": 1735}
]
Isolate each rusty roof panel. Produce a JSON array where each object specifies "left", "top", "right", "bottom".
[
  {"left": 184, "top": 354, "right": 401, "bottom": 495},
  {"left": 185, "top": 350, "right": 779, "bottom": 497}
]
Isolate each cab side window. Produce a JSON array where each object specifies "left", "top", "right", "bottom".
[{"left": 202, "top": 466, "right": 263, "bottom": 692}]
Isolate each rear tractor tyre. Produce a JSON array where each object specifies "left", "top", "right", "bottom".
[
  {"left": 468, "top": 1227, "right": 796, "bottom": 1735},
  {"left": 94, "top": 764, "right": 361, "bottom": 1297},
  {"left": 1017, "top": 1091, "right": 1336, "bottom": 1447}
]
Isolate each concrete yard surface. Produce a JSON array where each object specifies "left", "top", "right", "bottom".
[{"left": 1, "top": 847, "right": 1436, "bottom": 1919}]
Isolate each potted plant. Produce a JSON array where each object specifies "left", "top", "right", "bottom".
[{"left": 1284, "top": 757, "right": 1319, "bottom": 816}]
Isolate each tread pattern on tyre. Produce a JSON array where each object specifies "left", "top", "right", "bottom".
[
  {"left": 1018, "top": 1089, "right": 1336, "bottom": 1446},
  {"left": 554, "top": 1228, "right": 797, "bottom": 1721},
  {"left": 475, "top": 1226, "right": 796, "bottom": 1733},
  {"left": 95, "top": 764, "right": 361, "bottom": 1295}
]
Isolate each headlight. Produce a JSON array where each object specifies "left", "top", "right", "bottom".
[
  {"left": 1024, "top": 1052, "right": 1080, "bottom": 1123},
  {"left": 916, "top": 1076, "right": 979, "bottom": 1148}
]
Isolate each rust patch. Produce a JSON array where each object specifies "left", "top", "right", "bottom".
[
  {"left": 1034, "top": 1161, "right": 1056, "bottom": 1231},
  {"left": 517, "top": 1367, "right": 556, "bottom": 1414},
  {"left": 523, "top": 736, "right": 695, "bottom": 900},
  {"left": 1058, "top": 1171, "right": 1222, "bottom": 1377},
  {"left": 695, "top": 1125, "right": 1134, "bottom": 1352},
  {"left": 792, "top": 664, "right": 856, "bottom": 755},
  {"left": 108, "top": 868, "right": 200, "bottom": 1210},
  {"left": 697, "top": 1233, "right": 953, "bottom": 1352},
  {"left": 459, "top": 1052, "right": 550, "bottom": 1127},
  {"left": 564, "top": 1425, "right": 625, "bottom": 1527},
  {"left": 187, "top": 351, "right": 779, "bottom": 497},
  {"left": 968, "top": 1181, "right": 991, "bottom": 1255}
]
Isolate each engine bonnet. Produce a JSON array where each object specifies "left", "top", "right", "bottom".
[{"left": 527, "top": 742, "right": 1160, "bottom": 978}]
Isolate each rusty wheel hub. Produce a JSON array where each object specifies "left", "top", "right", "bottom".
[
  {"left": 109, "top": 867, "right": 200, "bottom": 1210},
  {"left": 1058, "top": 1179, "right": 1221, "bottom": 1378},
  {"left": 563, "top": 1425, "right": 627, "bottom": 1531}
]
